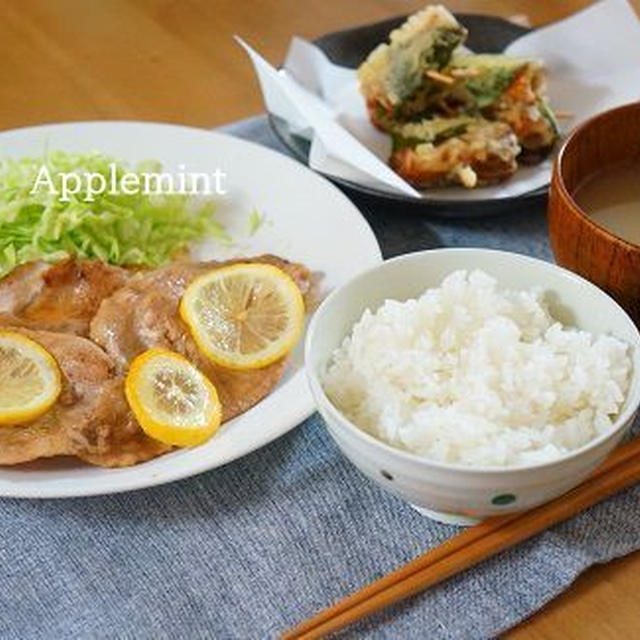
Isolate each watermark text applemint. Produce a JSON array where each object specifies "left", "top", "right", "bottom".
[{"left": 30, "top": 163, "right": 228, "bottom": 202}]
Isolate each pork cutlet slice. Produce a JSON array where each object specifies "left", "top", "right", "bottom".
[
  {"left": 0, "top": 259, "right": 130, "bottom": 336},
  {"left": 0, "top": 327, "right": 170, "bottom": 467},
  {"left": 90, "top": 255, "right": 311, "bottom": 422}
]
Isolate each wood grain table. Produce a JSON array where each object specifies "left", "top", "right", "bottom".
[{"left": 1, "top": 1, "right": 639, "bottom": 637}]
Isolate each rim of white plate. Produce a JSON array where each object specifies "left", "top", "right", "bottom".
[{"left": 0, "top": 120, "right": 382, "bottom": 498}]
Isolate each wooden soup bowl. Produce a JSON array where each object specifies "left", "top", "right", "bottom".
[{"left": 548, "top": 102, "right": 640, "bottom": 325}]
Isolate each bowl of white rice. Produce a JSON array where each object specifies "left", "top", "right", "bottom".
[{"left": 305, "top": 249, "right": 640, "bottom": 524}]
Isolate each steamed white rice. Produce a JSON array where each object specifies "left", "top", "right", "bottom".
[{"left": 322, "top": 270, "right": 631, "bottom": 468}]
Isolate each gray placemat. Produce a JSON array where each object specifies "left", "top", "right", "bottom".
[{"left": 1, "top": 116, "right": 639, "bottom": 640}]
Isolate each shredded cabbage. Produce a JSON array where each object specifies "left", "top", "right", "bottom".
[{"left": 0, "top": 150, "right": 228, "bottom": 278}]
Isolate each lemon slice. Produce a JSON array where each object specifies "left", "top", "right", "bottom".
[
  {"left": 125, "top": 348, "right": 222, "bottom": 447},
  {"left": 180, "top": 263, "right": 305, "bottom": 370},
  {"left": 0, "top": 331, "right": 62, "bottom": 425}
]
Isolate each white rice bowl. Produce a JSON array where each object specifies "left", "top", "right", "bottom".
[{"left": 322, "top": 270, "right": 632, "bottom": 468}]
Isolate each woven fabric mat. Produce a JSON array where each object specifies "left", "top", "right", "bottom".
[{"left": 1, "top": 116, "right": 638, "bottom": 640}]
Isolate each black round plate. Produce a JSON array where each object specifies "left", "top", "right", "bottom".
[{"left": 268, "top": 13, "right": 549, "bottom": 218}]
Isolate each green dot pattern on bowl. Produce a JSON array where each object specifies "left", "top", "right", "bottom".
[{"left": 491, "top": 493, "right": 517, "bottom": 506}]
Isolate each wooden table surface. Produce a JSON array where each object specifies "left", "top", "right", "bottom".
[{"left": 2, "top": 0, "right": 639, "bottom": 637}]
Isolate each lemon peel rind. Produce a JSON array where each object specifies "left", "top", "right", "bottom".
[
  {"left": 125, "top": 348, "right": 222, "bottom": 448},
  {"left": 0, "top": 330, "right": 62, "bottom": 425}
]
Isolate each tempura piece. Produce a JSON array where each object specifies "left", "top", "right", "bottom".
[
  {"left": 446, "top": 54, "right": 559, "bottom": 159},
  {"left": 389, "top": 117, "right": 520, "bottom": 188},
  {"left": 357, "top": 5, "right": 559, "bottom": 188},
  {"left": 358, "top": 5, "right": 467, "bottom": 131}
]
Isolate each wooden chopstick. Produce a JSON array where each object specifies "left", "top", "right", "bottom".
[
  {"left": 283, "top": 515, "right": 519, "bottom": 639},
  {"left": 284, "top": 436, "right": 640, "bottom": 639}
]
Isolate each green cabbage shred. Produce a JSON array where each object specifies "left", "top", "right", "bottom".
[{"left": 0, "top": 150, "right": 228, "bottom": 278}]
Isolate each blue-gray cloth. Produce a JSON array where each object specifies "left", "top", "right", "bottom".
[{"left": 2, "top": 116, "right": 639, "bottom": 640}]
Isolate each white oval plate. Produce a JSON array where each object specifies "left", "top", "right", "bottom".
[{"left": 0, "top": 121, "right": 381, "bottom": 498}]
